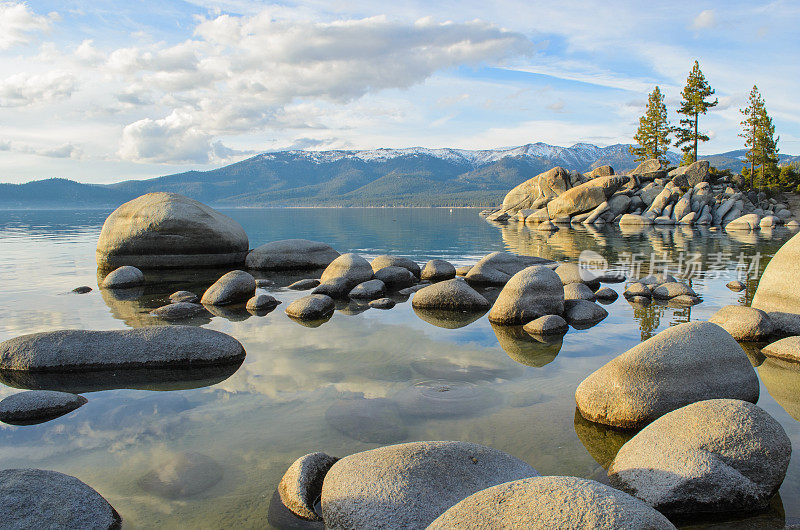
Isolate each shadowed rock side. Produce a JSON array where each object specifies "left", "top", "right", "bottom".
[
  {"left": 279, "top": 452, "right": 339, "bottom": 521},
  {"left": 320, "top": 441, "right": 539, "bottom": 530},
  {"left": 96, "top": 192, "right": 248, "bottom": 269},
  {"left": 0, "top": 326, "right": 246, "bottom": 372},
  {"left": 753, "top": 231, "right": 800, "bottom": 333},
  {"left": 575, "top": 322, "right": 759, "bottom": 429},
  {"left": 0, "top": 468, "right": 121, "bottom": 529},
  {"left": 608, "top": 399, "right": 791, "bottom": 517},
  {"left": 573, "top": 409, "right": 635, "bottom": 470},
  {"left": 427, "top": 476, "right": 676, "bottom": 529},
  {"left": 245, "top": 239, "right": 340, "bottom": 270}
]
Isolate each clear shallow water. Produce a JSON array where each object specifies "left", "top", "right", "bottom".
[{"left": 0, "top": 207, "right": 797, "bottom": 529}]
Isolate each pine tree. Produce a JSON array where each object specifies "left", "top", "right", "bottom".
[
  {"left": 630, "top": 86, "right": 671, "bottom": 163},
  {"left": 674, "top": 61, "right": 717, "bottom": 165},
  {"left": 740, "top": 85, "right": 779, "bottom": 188}
]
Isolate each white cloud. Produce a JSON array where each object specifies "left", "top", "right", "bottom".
[
  {"left": 0, "top": 2, "right": 56, "bottom": 50},
  {"left": 0, "top": 139, "right": 82, "bottom": 159},
  {"left": 692, "top": 9, "right": 717, "bottom": 30},
  {"left": 0, "top": 71, "right": 76, "bottom": 107}
]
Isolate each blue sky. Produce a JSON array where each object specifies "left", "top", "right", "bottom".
[{"left": 0, "top": 0, "right": 798, "bottom": 184}]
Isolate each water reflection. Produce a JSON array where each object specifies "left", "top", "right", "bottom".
[
  {"left": 491, "top": 324, "right": 562, "bottom": 367},
  {"left": 759, "top": 359, "right": 800, "bottom": 421},
  {"left": 573, "top": 409, "right": 635, "bottom": 469}
]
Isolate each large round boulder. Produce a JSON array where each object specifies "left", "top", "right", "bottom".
[
  {"left": 0, "top": 326, "right": 245, "bottom": 371},
  {"left": 575, "top": 322, "right": 759, "bottom": 428},
  {"left": 285, "top": 294, "right": 335, "bottom": 321},
  {"left": 374, "top": 266, "right": 415, "bottom": 289},
  {"left": 245, "top": 239, "right": 339, "bottom": 270},
  {"left": 316, "top": 253, "right": 373, "bottom": 296},
  {"left": 488, "top": 266, "right": 564, "bottom": 325},
  {"left": 752, "top": 231, "right": 800, "bottom": 333},
  {"left": 709, "top": 305, "right": 775, "bottom": 341},
  {"left": 100, "top": 266, "right": 144, "bottom": 288},
  {"left": 420, "top": 259, "right": 456, "bottom": 282},
  {"left": 608, "top": 399, "right": 791, "bottom": 516},
  {"left": 96, "top": 192, "right": 248, "bottom": 269},
  {"left": 762, "top": 336, "right": 800, "bottom": 363},
  {"left": 0, "top": 468, "right": 121, "bottom": 529},
  {"left": 200, "top": 270, "right": 256, "bottom": 306},
  {"left": 371, "top": 255, "right": 421, "bottom": 278},
  {"left": 411, "top": 278, "right": 489, "bottom": 311},
  {"left": 547, "top": 175, "right": 630, "bottom": 219},
  {"left": 320, "top": 441, "right": 538, "bottom": 530},
  {"left": 465, "top": 251, "right": 554, "bottom": 286},
  {"left": 428, "top": 476, "right": 675, "bottom": 529},
  {"left": 500, "top": 166, "right": 571, "bottom": 213}
]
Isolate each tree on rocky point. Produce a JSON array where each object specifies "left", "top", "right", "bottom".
[
  {"left": 740, "top": 85, "right": 779, "bottom": 188},
  {"left": 674, "top": 61, "right": 718, "bottom": 165},
  {"left": 630, "top": 86, "right": 672, "bottom": 164}
]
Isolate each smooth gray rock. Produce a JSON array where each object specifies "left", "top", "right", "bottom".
[
  {"left": 374, "top": 266, "right": 415, "bottom": 289},
  {"left": 369, "top": 298, "right": 396, "bottom": 309},
  {"left": 586, "top": 165, "right": 615, "bottom": 178},
  {"left": 201, "top": 270, "right": 256, "bottom": 306},
  {"left": 609, "top": 399, "right": 791, "bottom": 516},
  {"left": 575, "top": 322, "right": 759, "bottom": 428},
  {"left": 631, "top": 159, "right": 664, "bottom": 178},
  {"left": 245, "top": 293, "right": 280, "bottom": 311},
  {"left": 618, "top": 213, "right": 653, "bottom": 225},
  {"left": 255, "top": 278, "right": 274, "bottom": 288},
  {"left": 651, "top": 282, "right": 697, "bottom": 300},
  {"left": 320, "top": 253, "right": 373, "bottom": 287},
  {"left": 547, "top": 176, "right": 630, "bottom": 218},
  {"left": 101, "top": 266, "right": 144, "bottom": 288},
  {"left": 726, "top": 280, "right": 746, "bottom": 292},
  {"left": 320, "top": 441, "right": 539, "bottom": 530},
  {"left": 0, "top": 390, "right": 87, "bottom": 423},
  {"left": 420, "top": 259, "right": 456, "bottom": 282},
  {"left": 138, "top": 451, "right": 223, "bottom": 499},
  {"left": 72, "top": 286, "right": 92, "bottom": 294},
  {"left": 623, "top": 282, "right": 651, "bottom": 298},
  {"left": 285, "top": 294, "right": 335, "bottom": 321},
  {"left": 0, "top": 326, "right": 245, "bottom": 371},
  {"left": 726, "top": 213, "right": 761, "bottom": 230},
  {"left": 522, "top": 315, "right": 568, "bottom": 337},
  {"left": 0, "top": 468, "right": 120, "bottom": 529},
  {"left": 709, "top": 305, "right": 775, "bottom": 341},
  {"left": 465, "top": 251, "right": 554, "bottom": 286},
  {"left": 412, "top": 278, "right": 489, "bottom": 311},
  {"left": 279, "top": 452, "right": 338, "bottom": 521},
  {"left": 762, "top": 336, "right": 800, "bottom": 363},
  {"left": 753, "top": 231, "right": 800, "bottom": 333},
  {"left": 428, "top": 476, "right": 676, "bottom": 530},
  {"left": 312, "top": 277, "right": 355, "bottom": 299},
  {"left": 245, "top": 239, "right": 339, "bottom": 270},
  {"left": 564, "top": 300, "right": 608, "bottom": 327},
  {"left": 149, "top": 302, "right": 208, "bottom": 320},
  {"left": 96, "top": 192, "right": 248, "bottom": 269},
  {"left": 169, "top": 290, "right": 198, "bottom": 303},
  {"left": 288, "top": 278, "right": 320, "bottom": 290},
  {"left": 669, "top": 159, "right": 709, "bottom": 187},
  {"left": 500, "top": 167, "right": 571, "bottom": 213},
  {"left": 563, "top": 282, "right": 597, "bottom": 302},
  {"left": 371, "top": 255, "right": 421, "bottom": 278},
  {"left": 349, "top": 279, "right": 386, "bottom": 300},
  {"left": 488, "top": 266, "right": 564, "bottom": 325},
  {"left": 594, "top": 287, "right": 619, "bottom": 302},
  {"left": 554, "top": 263, "right": 600, "bottom": 289}
]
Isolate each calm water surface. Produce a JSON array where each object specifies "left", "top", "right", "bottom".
[{"left": 0, "top": 208, "right": 798, "bottom": 529}]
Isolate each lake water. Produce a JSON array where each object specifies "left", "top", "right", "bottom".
[{"left": 0, "top": 207, "right": 798, "bottom": 529}]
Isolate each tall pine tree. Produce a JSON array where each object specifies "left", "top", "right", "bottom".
[
  {"left": 630, "top": 86, "right": 671, "bottom": 163},
  {"left": 740, "top": 85, "right": 779, "bottom": 188},
  {"left": 674, "top": 61, "right": 717, "bottom": 165}
]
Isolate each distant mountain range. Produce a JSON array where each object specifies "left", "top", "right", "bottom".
[{"left": 2, "top": 143, "right": 799, "bottom": 208}]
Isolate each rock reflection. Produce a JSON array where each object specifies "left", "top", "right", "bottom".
[
  {"left": 412, "top": 307, "right": 487, "bottom": 329},
  {"left": 203, "top": 303, "right": 251, "bottom": 322},
  {"left": 491, "top": 324, "right": 562, "bottom": 367},
  {"left": 573, "top": 409, "right": 635, "bottom": 469},
  {"left": 0, "top": 360, "right": 243, "bottom": 393},
  {"left": 759, "top": 358, "right": 800, "bottom": 421},
  {"left": 268, "top": 490, "right": 324, "bottom": 529}
]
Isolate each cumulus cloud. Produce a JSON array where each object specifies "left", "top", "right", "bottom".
[
  {"left": 1, "top": 139, "right": 82, "bottom": 159},
  {"left": 0, "top": 2, "right": 57, "bottom": 50},
  {"left": 0, "top": 71, "right": 76, "bottom": 107},
  {"left": 109, "top": 11, "right": 532, "bottom": 163},
  {"left": 692, "top": 10, "right": 716, "bottom": 30}
]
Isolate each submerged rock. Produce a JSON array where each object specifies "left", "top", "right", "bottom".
[
  {"left": 96, "top": 192, "right": 248, "bottom": 269},
  {"left": 393, "top": 381, "right": 501, "bottom": 419},
  {"left": 0, "top": 326, "right": 245, "bottom": 371},
  {"left": 288, "top": 278, "right": 321, "bottom": 290},
  {"left": 245, "top": 239, "right": 339, "bottom": 270},
  {"left": 488, "top": 266, "right": 564, "bottom": 325},
  {"left": 325, "top": 396, "right": 407, "bottom": 444},
  {"left": 411, "top": 278, "right": 489, "bottom": 311},
  {"left": 575, "top": 322, "right": 759, "bottom": 428},
  {"left": 138, "top": 452, "right": 223, "bottom": 499},
  {"left": 609, "top": 399, "right": 791, "bottom": 517},
  {"left": 101, "top": 265, "right": 144, "bottom": 289},
  {"left": 279, "top": 452, "right": 338, "bottom": 521},
  {"left": 428, "top": 476, "right": 675, "bottom": 530},
  {"left": 169, "top": 290, "right": 198, "bottom": 303},
  {"left": 0, "top": 468, "right": 121, "bottom": 529},
  {"left": 200, "top": 270, "right": 256, "bottom": 306},
  {"left": 320, "top": 441, "right": 538, "bottom": 530},
  {"left": 420, "top": 259, "right": 456, "bottom": 282},
  {"left": 149, "top": 302, "right": 208, "bottom": 321},
  {"left": 0, "top": 390, "right": 87, "bottom": 424},
  {"left": 709, "top": 305, "right": 775, "bottom": 341},
  {"left": 71, "top": 286, "right": 92, "bottom": 294},
  {"left": 369, "top": 298, "right": 395, "bottom": 310}
]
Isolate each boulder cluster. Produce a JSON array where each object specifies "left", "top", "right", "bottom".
[{"left": 481, "top": 159, "right": 798, "bottom": 231}]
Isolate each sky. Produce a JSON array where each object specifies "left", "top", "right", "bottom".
[{"left": 0, "top": 0, "right": 798, "bottom": 184}]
